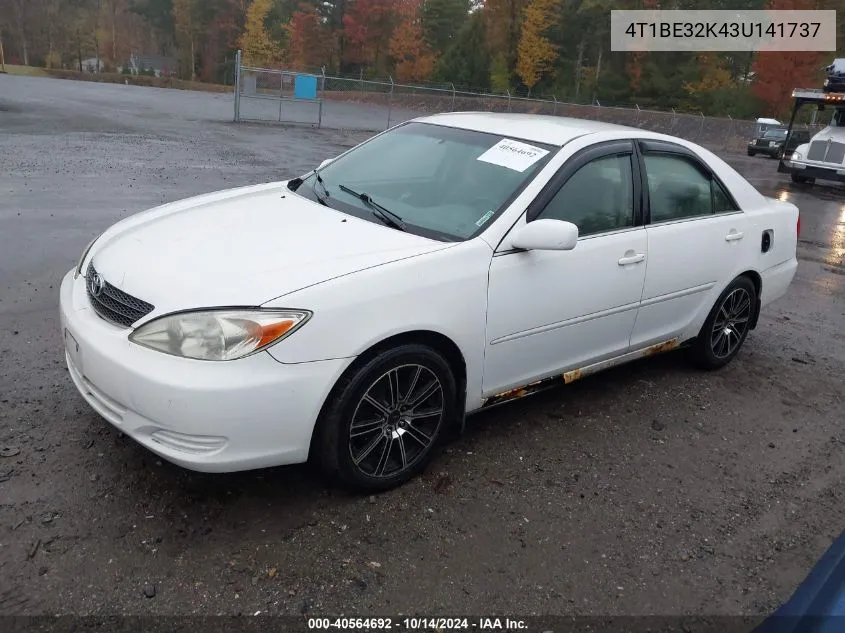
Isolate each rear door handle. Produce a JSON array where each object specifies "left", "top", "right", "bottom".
[
  {"left": 725, "top": 230, "right": 744, "bottom": 242},
  {"left": 618, "top": 254, "right": 645, "bottom": 265}
]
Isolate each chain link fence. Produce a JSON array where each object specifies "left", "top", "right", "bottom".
[{"left": 233, "top": 51, "right": 822, "bottom": 154}]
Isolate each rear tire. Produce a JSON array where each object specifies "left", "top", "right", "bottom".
[
  {"left": 316, "top": 344, "right": 458, "bottom": 492},
  {"left": 689, "top": 276, "right": 757, "bottom": 371}
]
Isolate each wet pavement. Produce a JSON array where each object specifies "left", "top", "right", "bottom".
[{"left": 0, "top": 75, "right": 843, "bottom": 617}]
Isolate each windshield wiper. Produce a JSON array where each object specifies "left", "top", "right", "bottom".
[
  {"left": 311, "top": 171, "right": 330, "bottom": 206},
  {"left": 338, "top": 184, "right": 407, "bottom": 231}
]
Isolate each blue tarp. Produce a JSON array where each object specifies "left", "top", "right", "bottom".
[{"left": 754, "top": 530, "right": 845, "bottom": 633}]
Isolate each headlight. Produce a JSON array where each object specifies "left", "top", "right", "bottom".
[
  {"left": 129, "top": 309, "right": 312, "bottom": 361},
  {"left": 793, "top": 151, "right": 803, "bottom": 160},
  {"left": 74, "top": 234, "right": 102, "bottom": 278}
]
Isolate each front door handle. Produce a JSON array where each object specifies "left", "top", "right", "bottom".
[
  {"left": 618, "top": 253, "right": 645, "bottom": 266},
  {"left": 725, "top": 230, "right": 744, "bottom": 242}
]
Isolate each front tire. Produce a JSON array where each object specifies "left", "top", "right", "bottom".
[
  {"left": 689, "top": 276, "right": 757, "bottom": 370},
  {"left": 316, "top": 344, "right": 458, "bottom": 492},
  {"left": 791, "top": 173, "right": 815, "bottom": 185},
  {"left": 747, "top": 150, "right": 756, "bottom": 157}
]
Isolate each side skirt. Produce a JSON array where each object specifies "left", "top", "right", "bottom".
[{"left": 474, "top": 337, "right": 686, "bottom": 413}]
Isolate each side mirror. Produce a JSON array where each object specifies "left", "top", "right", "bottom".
[
  {"left": 319, "top": 158, "right": 334, "bottom": 169},
  {"left": 510, "top": 218, "right": 579, "bottom": 251}
]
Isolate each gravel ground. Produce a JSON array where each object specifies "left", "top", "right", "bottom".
[{"left": 0, "top": 75, "right": 843, "bottom": 618}]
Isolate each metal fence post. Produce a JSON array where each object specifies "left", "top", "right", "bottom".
[
  {"left": 671, "top": 108, "right": 676, "bottom": 131},
  {"left": 507, "top": 90, "right": 512, "bottom": 113},
  {"left": 319, "top": 66, "right": 326, "bottom": 129},
  {"left": 278, "top": 70, "right": 285, "bottom": 122},
  {"left": 387, "top": 75, "right": 394, "bottom": 130},
  {"left": 553, "top": 95, "right": 558, "bottom": 116},
  {"left": 724, "top": 114, "right": 733, "bottom": 151},
  {"left": 233, "top": 49, "right": 242, "bottom": 122},
  {"left": 698, "top": 111, "right": 705, "bottom": 140},
  {"left": 359, "top": 67, "right": 364, "bottom": 97},
  {"left": 451, "top": 83, "right": 456, "bottom": 112},
  {"left": 635, "top": 103, "right": 641, "bottom": 126}
]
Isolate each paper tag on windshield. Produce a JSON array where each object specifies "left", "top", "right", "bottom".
[{"left": 477, "top": 138, "right": 550, "bottom": 172}]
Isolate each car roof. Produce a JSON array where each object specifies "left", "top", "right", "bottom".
[{"left": 413, "top": 112, "right": 638, "bottom": 146}]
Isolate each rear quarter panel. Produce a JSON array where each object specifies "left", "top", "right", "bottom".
[{"left": 681, "top": 147, "right": 799, "bottom": 338}]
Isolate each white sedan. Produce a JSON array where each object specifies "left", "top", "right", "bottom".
[{"left": 59, "top": 113, "right": 799, "bottom": 491}]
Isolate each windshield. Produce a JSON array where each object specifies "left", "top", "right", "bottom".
[
  {"left": 290, "top": 122, "right": 557, "bottom": 241},
  {"left": 764, "top": 129, "right": 788, "bottom": 139}
]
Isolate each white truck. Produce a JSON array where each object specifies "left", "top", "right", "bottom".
[{"left": 778, "top": 88, "right": 845, "bottom": 185}]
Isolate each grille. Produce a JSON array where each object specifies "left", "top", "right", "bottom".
[
  {"left": 755, "top": 139, "right": 771, "bottom": 147},
  {"left": 807, "top": 141, "right": 826, "bottom": 161},
  {"left": 827, "top": 142, "right": 845, "bottom": 164},
  {"left": 86, "top": 262, "right": 154, "bottom": 328},
  {"left": 807, "top": 140, "right": 845, "bottom": 163}
]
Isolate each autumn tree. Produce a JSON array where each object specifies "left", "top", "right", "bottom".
[
  {"left": 515, "top": 0, "right": 557, "bottom": 91},
  {"left": 239, "top": 0, "right": 282, "bottom": 66},
  {"left": 387, "top": 0, "right": 436, "bottom": 82},
  {"left": 684, "top": 53, "right": 733, "bottom": 96},
  {"left": 198, "top": 0, "right": 243, "bottom": 82},
  {"left": 342, "top": 0, "right": 394, "bottom": 74},
  {"left": 751, "top": 0, "right": 825, "bottom": 116},
  {"left": 753, "top": 51, "right": 824, "bottom": 116},
  {"left": 285, "top": 2, "right": 331, "bottom": 69}
]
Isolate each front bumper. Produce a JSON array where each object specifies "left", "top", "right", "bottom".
[
  {"left": 748, "top": 144, "right": 781, "bottom": 156},
  {"left": 778, "top": 158, "right": 845, "bottom": 182},
  {"left": 59, "top": 269, "right": 351, "bottom": 472}
]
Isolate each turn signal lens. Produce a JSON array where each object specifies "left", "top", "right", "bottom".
[{"left": 129, "top": 309, "right": 312, "bottom": 361}]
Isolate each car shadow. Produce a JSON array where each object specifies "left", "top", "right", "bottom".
[
  {"left": 91, "top": 346, "right": 698, "bottom": 501},
  {"left": 61, "top": 342, "right": 770, "bottom": 564}
]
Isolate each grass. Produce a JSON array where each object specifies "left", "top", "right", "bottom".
[
  {"left": 2, "top": 64, "right": 50, "bottom": 77},
  {"left": 0, "top": 65, "right": 232, "bottom": 93},
  {"left": 43, "top": 69, "right": 233, "bottom": 93}
]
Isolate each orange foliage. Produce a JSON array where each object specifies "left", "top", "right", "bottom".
[
  {"left": 342, "top": 0, "right": 395, "bottom": 68},
  {"left": 286, "top": 2, "right": 332, "bottom": 69},
  {"left": 515, "top": 0, "right": 558, "bottom": 89},
  {"left": 388, "top": 0, "right": 436, "bottom": 82},
  {"left": 751, "top": 0, "right": 825, "bottom": 116}
]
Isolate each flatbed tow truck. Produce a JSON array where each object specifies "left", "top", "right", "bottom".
[{"left": 778, "top": 88, "right": 845, "bottom": 186}]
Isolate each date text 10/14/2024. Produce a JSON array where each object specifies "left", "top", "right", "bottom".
[{"left": 307, "top": 617, "right": 528, "bottom": 631}]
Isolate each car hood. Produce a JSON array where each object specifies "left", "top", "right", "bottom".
[{"left": 88, "top": 182, "right": 454, "bottom": 315}]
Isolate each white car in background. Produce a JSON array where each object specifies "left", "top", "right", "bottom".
[{"left": 59, "top": 113, "right": 800, "bottom": 491}]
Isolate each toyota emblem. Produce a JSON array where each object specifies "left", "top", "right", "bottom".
[{"left": 88, "top": 272, "right": 105, "bottom": 297}]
